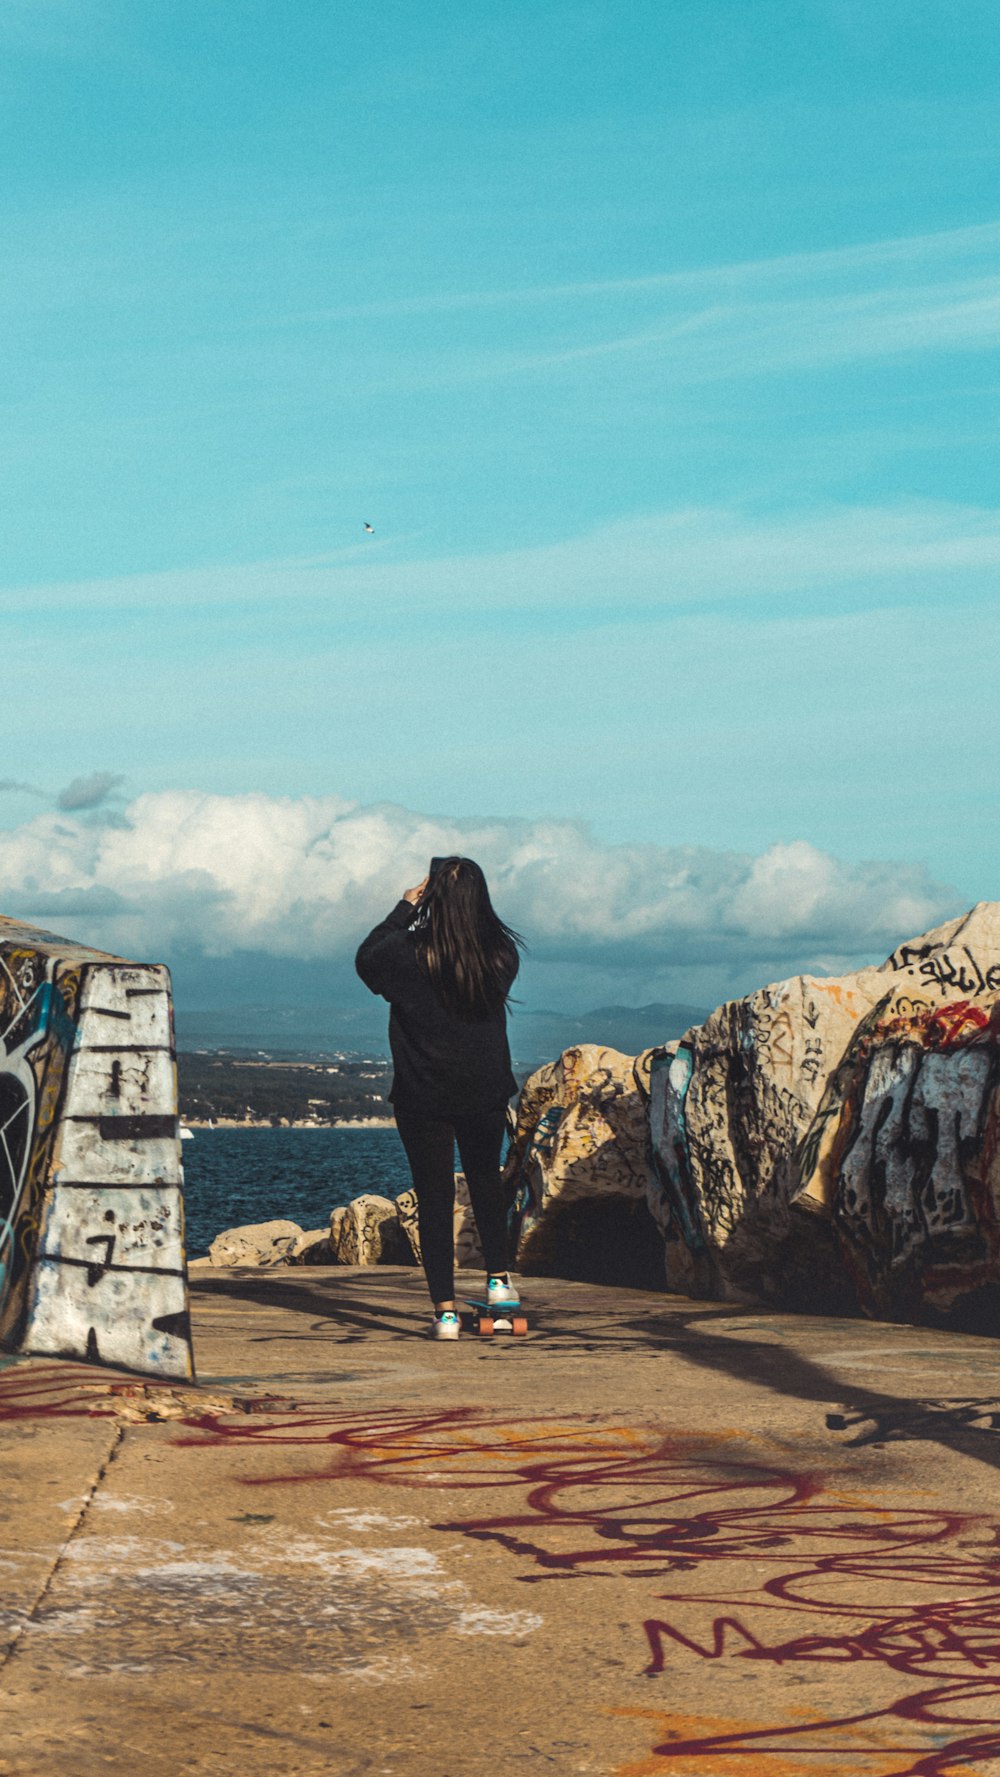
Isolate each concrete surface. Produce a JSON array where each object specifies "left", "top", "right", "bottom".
[{"left": 2, "top": 1267, "right": 1000, "bottom": 1777}]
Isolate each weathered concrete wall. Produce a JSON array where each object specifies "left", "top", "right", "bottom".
[{"left": 0, "top": 917, "right": 192, "bottom": 1379}]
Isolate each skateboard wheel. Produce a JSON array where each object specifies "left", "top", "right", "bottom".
[
  {"left": 477, "top": 1317, "right": 495, "bottom": 1337},
  {"left": 512, "top": 1317, "right": 528, "bottom": 1335}
]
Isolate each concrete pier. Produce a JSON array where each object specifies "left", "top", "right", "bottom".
[{"left": 2, "top": 1268, "right": 999, "bottom": 1776}]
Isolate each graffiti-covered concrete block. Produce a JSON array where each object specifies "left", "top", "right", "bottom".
[
  {"left": 28, "top": 1263, "right": 190, "bottom": 1374},
  {"left": 0, "top": 918, "right": 192, "bottom": 1379}
]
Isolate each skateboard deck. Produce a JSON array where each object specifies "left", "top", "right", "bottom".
[{"left": 464, "top": 1298, "right": 528, "bottom": 1337}]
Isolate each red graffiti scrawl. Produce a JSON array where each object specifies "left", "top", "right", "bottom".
[
  {"left": 6, "top": 1368, "right": 999, "bottom": 1775},
  {"left": 168, "top": 1401, "right": 1000, "bottom": 1775}
]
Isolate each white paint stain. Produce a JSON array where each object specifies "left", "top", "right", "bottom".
[
  {"left": 317, "top": 1508, "right": 424, "bottom": 1532},
  {"left": 335, "top": 1655, "right": 427, "bottom": 1684},
  {"left": 453, "top": 1605, "right": 545, "bottom": 1636},
  {"left": 90, "top": 1493, "right": 168, "bottom": 1515},
  {"left": 63, "top": 1536, "right": 184, "bottom": 1564},
  {"left": 35, "top": 1528, "right": 545, "bottom": 1666}
]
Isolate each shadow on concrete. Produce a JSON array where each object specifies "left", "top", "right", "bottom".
[
  {"left": 614, "top": 1306, "right": 1000, "bottom": 1474},
  {"left": 191, "top": 1268, "right": 1000, "bottom": 1476},
  {"left": 192, "top": 1269, "right": 430, "bottom": 1344}
]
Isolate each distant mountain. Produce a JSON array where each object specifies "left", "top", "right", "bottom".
[
  {"left": 507, "top": 1003, "right": 709, "bottom": 1068},
  {"left": 172, "top": 1001, "right": 390, "bottom": 1055},
  {"left": 173, "top": 999, "right": 709, "bottom": 1063}
]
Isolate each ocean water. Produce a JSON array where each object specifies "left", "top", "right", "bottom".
[{"left": 181, "top": 1126, "right": 413, "bottom": 1257}]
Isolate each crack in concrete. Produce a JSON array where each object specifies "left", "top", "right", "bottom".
[{"left": 0, "top": 1420, "right": 126, "bottom": 1675}]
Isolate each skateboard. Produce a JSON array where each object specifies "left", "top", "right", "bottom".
[{"left": 464, "top": 1298, "right": 528, "bottom": 1337}]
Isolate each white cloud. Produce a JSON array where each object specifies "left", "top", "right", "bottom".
[{"left": 0, "top": 790, "right": 959, "bottom": 984}]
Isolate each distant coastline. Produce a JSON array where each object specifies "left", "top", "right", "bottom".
[{"left": 184, "top": 1116, "right": 396, "bottom": 1131}]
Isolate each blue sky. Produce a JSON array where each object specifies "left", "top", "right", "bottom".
[{"left": 1, "top": 1, "right": 999, "bottom": 1015}]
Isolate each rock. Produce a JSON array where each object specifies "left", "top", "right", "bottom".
[
  {"left": 394, "top": 1188, "right": 421, "bottom": 1264},
  {"left": 792, "top": 995, "right": 1000, "bottom": 1322},
  {"left": 645, "top": 902, "right": 1000, "bottom": 1316},
  {"left": 505, "top": 1045, "right": 656, "bottom": 1281},
  {"left": 206, "top": 1219, "right": 303, "bottom": 1267},
  {"left": 328, "top": 1194, "right": 411, "bottom": 1265},
  {"left": 501, "top": 904, "right": 1000, "bottom": 1320},
  {"left": 453, "top": 1173, "right": 484, "bottom": 1269},
  {"left": 285, "top": 1228, "right": 333, "bottom": 1265},
  {"left": 330, "top": 1182, "right": 478, "bottom": 1270}
]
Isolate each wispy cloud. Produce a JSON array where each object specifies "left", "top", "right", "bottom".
[
  {"left": 0, "top": 0, "right": 110, "bottom": 55},
  {"left": 0, "top": 773, "right": 124, "bottom": 810},
  {"left": 257, "top": 218, "right": 1000, "bottom": 390},
  {"left": 5, "top": 499, "right": 999, "bottom": 619},
  {"left": 499, "top": 277, "right": 1000, "bottom": 383},
  {"left": 273, "top": 220, "right": 1000, "bottom": 323},
  {"left": 56, "top": 771, "right": 126, "bottom": 812},
  {"left": 0, "top": 779, "right": 46, "bottom": 798}
]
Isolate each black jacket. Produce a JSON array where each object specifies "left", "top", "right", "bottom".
[{"left": 355, "top": 901, "right": 517, "bottom": 1118}]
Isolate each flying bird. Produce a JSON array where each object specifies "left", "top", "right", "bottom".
[{"left": 363, "top": 521, "right": 375, "bottom": 534}]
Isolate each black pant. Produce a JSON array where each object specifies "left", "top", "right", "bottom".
[{"left": 394, "top": 1104, "right": 510, "bottom": 1305}]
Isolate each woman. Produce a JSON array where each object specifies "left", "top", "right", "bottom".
[{"left": 355, "top": 856, "right": 523, "bottom": 1339}]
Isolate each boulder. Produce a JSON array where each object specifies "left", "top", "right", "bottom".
[
  {"left": 285, "top": 1228, "right": 333, "bottom": 1265},
  {"left": 206, "top": 1219, "right": 303, "bottom": 1268},
  {"left": 359, "top": 1180, "right": 483, "bottom": 1270},
  {"left": 792, "top": 996, "right": 1000, "bottom": 1322},
  {"left": 394, "top": 1188, "right": 421, "bottom": 1264},
  {"left": 453, "top": 1173, "right": 484, "bottom": 1269},
  {"left": 328, "top": 1194, "right": 411, "bottom": 1265},
  {"left": 505, "top": 1045, "right": 659, "bottom": 1282},
  {"left": 645, "top": 902, "right": 1000, "bottom": 1316}
]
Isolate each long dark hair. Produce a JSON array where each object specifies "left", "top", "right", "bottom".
[{"left": 412, "top": 856, "right": 522, "bottom": 1019}]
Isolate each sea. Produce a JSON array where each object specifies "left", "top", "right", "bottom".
[{"left": 181, "top": 1126, "right": 413, "bottom": 1257}]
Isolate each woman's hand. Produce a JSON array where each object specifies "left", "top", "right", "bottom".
[{"left": 403, "top": 876, "right": 429, "bottom": 906}]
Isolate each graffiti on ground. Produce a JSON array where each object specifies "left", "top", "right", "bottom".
[
  {"left": 5, "top": 1366, "right": 1000, "bottom": 1776},
  {"left": 168, "top": 1398, "right": 1000, "bottom": 1776}
]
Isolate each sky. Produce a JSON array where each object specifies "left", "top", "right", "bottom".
[{"left": 1, "top": 1, "right": 998, "bottom": 1026}]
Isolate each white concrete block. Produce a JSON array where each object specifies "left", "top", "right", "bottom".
[
  {"left": 61, "top": 1047, "right": 176, "bottom": 1117},
  {"left": 36, "top": 1185, "right": 186, "bottom": 1269},
  {"left": 52, "top": 1118, "right": 183, "bottom": 1186},
  {"left": 24, "top": 1260, "right": 192, "bottom": 1379}
]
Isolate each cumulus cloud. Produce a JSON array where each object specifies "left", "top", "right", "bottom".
[
  {"left": 0, "top": 789, "right": 961, "bottom": 997},
  {"left": 55, "top": 771, "right": 126, "bottom": 812}
]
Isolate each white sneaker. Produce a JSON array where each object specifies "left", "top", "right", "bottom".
[
  {"left": 487, "top": 1274, "right": 520, "bottom": 1309},
  {"left": 431, "top": 1310, "right": 460, "bottom": 1340}
]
